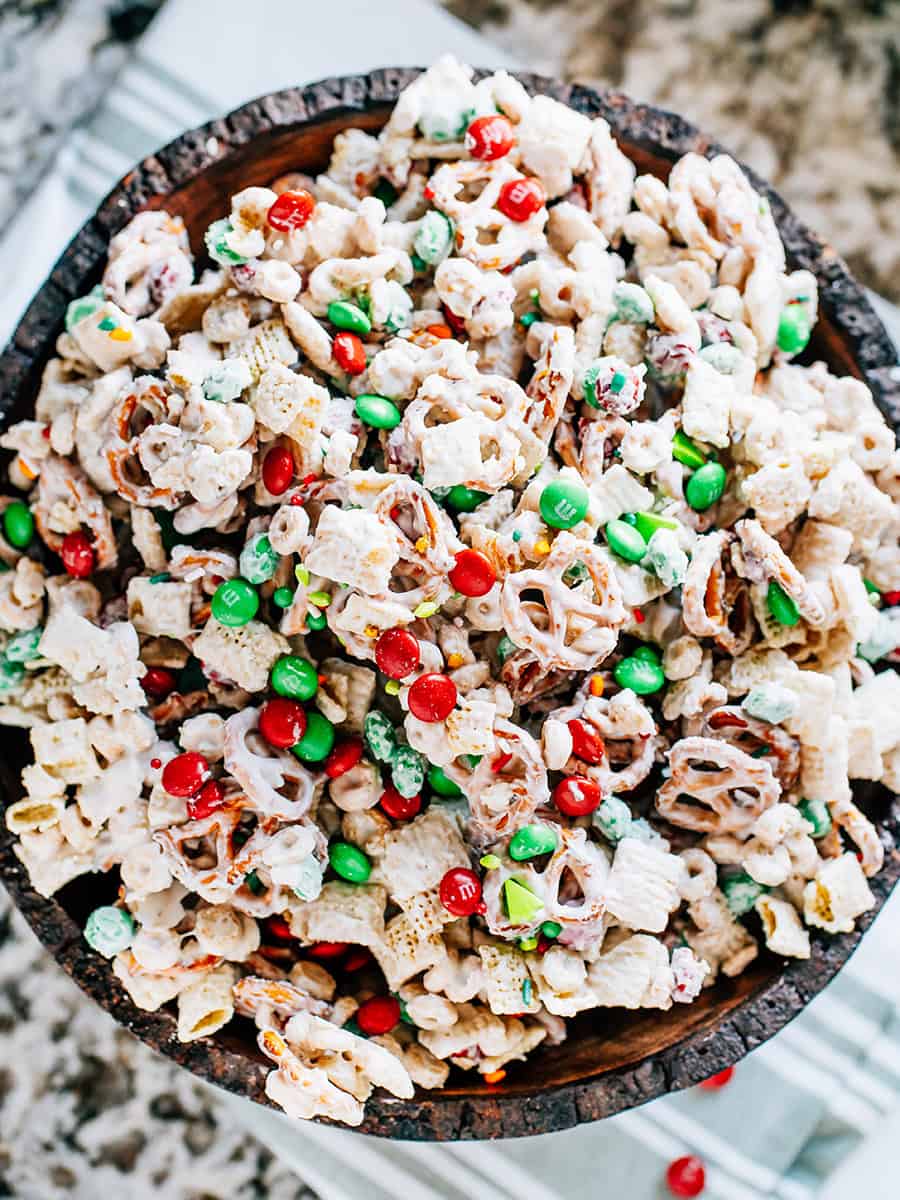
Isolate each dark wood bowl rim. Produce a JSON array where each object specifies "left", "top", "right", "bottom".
[{"left": 1, "top": 68, "right": 899, "bottom": 1141}]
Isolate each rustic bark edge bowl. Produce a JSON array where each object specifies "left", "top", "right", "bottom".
[{"left": 1, "top": 69, "right": 899, "bottom": 1141}]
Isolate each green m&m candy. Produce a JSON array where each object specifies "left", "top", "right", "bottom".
[
  {"left": 509, "top": 824, "right": 558, "bottom": 861},
  {"left": 329, "top": 840, "right": 372, "bottom": 884},
  {"left": 798, "top": 796, "right": 832, "bottom": 839},
  {"left": 273, "top": 587, "right": 294, "bottom": 608},
  {"left": 4, "top": 626, "right": 42, "bottom": 663},
  {"left": 777, "top": 305, "right": 811, "bottom": 355},
  {"left": 239, "top": 532, "right": 280, "bottom": 584},
  {"left": 306, "top": 610, "right": 328, "bottom": 631},
  {"left": 671, "top": 429, "right": 707, "bottom": 469},
  {"left": 604, "top": 519, "right": 647, "bottom": 564},
  {"left": 614, "top": 653, "right": 665, "bottom": 695},
  {"left": 84, "top": 905, "right": 134, "bottom": 957},
  {"left": 3, "top": 501, "right": 34, "bottom": 549},
  {"left": 271, "top": 654, "right": 318, "bottom": 701},
  {"left": 211, "top": 578, "right": 259, "bottom": 626},
  {"left": 354, "top": 393, "right": 402, "bottom": 431},
  {"left": 541, "top": 921, "right": 563, "bottom": 939},
  {"left": 539, "top": 478, "right": 590, "bottom": 530},
  {"left": 767, "top": 580, "right": 800, "bottom": 627},
  {"left": 632, "top": 643, "right": 661, "bottom": 664},
  {"left": 685, "top": 461, "right": 727, "bottom": 512},
  {"left": 445, "top": 485, "right": 489, "bottom": 513},
  {"left": 291, "top": 710, "right": 335, "bottom": 762},
  {"left": 428, "top": 764, "right": 463, "bottom": 797},
  {"left": 414, "top": 210, "right": 454, "bottom": 265},
  {"left": 327, "top": 299, "right": 372, "bottom": 335}
]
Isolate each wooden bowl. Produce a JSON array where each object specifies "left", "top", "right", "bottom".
[{"left": 1, "top": 69, "right": 899, "bottom": 1141}]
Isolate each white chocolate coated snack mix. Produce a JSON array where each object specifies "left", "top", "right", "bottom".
[{"left": 2, "top": 56, "right": 899, "bottom": 1127}]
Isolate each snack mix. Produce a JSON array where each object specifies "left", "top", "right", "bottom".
[{"left": 2, "top": 57, "right": 899, "bottom": 1126}]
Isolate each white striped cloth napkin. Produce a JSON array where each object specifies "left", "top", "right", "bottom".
[{"left": 2, "top": 3, "right": 900, "bottom": 1197}]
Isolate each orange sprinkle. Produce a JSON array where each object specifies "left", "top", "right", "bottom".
[
  {"left": 108, "top": 327, "right": 132, "bottom": 342},
  {"left": 535, "top": 539, "right": 551, "bottom": 556},
  {"left": 414, "top": 535, "right": 429, "bottom": 553},
  {"left": 483, "top": 1069, "right": 506, "bottom": 1085},
  {"left": 447, "top": 652, "right": 464, "bottom": 668},
  {"left": 426, "top": 323, "right": 453, "bottom": 339},
  {"left": 364, "top": 624, "right": 379, "bottom": 638},
  {"left": 589, "top": 675, "right": 605, "bottom": 697}
]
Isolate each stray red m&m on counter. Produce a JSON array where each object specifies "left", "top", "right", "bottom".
[
  {"left": 375, "top": 627, "right": 420, "bottom": 679},
  {"left": 60, "top": 530, "right": 95, "bottom": 578},
  {"left": 408, "top": 673, "right": 457, "bottom": 722},
  {"left": 553, "top": 775, "right": 602, "bottom": 817},
  {"left": 356, "top": 995, "right": 401, "bottom": 1036},
  {"left": 439, "top": 867, "right": 485, "bottom": 916},
  {"left": 700, "top": 1066, "right": 734, "bottom": 1090},
  {"left": 259, "top": 697, "right": 307, "bottom": 749},
  {"left": 267, "top": 188, "right": 315, "bottom": 231},
  {"left": 497, "top": 177, "right": 545, "bottom": 222},
  {"left": 162, "top": 752, "right": 210, "bottom": 798},
  {"left": 666, "top": 1156, "right": 705, "bottom": 1198},
  {"left": 465, "top": 114, "right": 515, "bottom": 160},
  {"left": 449, "top": 548, "right": 496, "bottom": 597},
  {"left": 262, "top": 445, "right": 294, "bottom": 495}
]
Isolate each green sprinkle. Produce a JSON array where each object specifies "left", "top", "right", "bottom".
[
  {"left": 497, "top": 635, "right": 518, "bottom": 664},
  {"left": 480, "top": 854, "right": 502, "bottom": 869},
  {"left": 512, "top": 530, "right": 522, "bottom": 543},
  {"left": 521, "top": 978, "right": 534, "bottom": 1005},
  {"left": 385, "top": 679, "right": 401, "bottom": 695},
  {"left": 518, "top": 937, "right": 538, "bottom": 952},
  {"left": 148, "top": 572, "right": 171, "bottom": 584},
  {"left": 97, "top": 316, "right": 117, "bottom": 332},
  {"left": 307, "top": 590, "right": 331, "bottom": 608},
  {"left": 610, "top": 371, "right": 626, "bottom": 394},
  {"left": 413, "top": 601, "right": 439, "bottom": 619},
  {"left": 343, "top": 1018, "right": 365, "bottom": 1037},
  {"left": 245, "top": 870, "right": 265, "bottom": 895},
  {"left": 767, "top": 580, "right": 800, "bottom": 627},
  {"left": 373, "top": 178, "right": 398, "bottom": 207},
  {"left": 520, "top": 311, "right": 539, "bottom": 329},
  {"left": 798, "top": 797, "right": 832, "bottom": 839},
  {"left": 410, "top": 252, "right": 427, "bottom": 272},
  {"left": 541, "top": 921, "right": 562, "bottom": 938},
  {"left": 295, "top": 564, "right": 311, "bottom": 586},
  {"left": 751, "top": 745, "right": 771, "bottom": 757}
]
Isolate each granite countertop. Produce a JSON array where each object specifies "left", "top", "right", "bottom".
[{"left": 0, "top": 2, "right": 898, "bottom": 1196}]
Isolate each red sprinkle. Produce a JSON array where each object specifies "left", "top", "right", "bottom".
[
  {"left": 375, "top": 627, "right": 421, "bottom": 680},
  {"left": 302, "top": 473, "right": 317, "bottom": 485},
  {"left": 187, "top": 779, "right": 225, "bottom": 820},
  {"left": 162, "top": 752, "right": 210, "bottom": 799},
  {"left": 568, "top": 718, "right": 605, "bottom": 765},
  {"left": 448, "top": 548, "right": 497, "bottom": 597},
  {"left": 666, "top": 1156, "right": 706, "bottom": 1198},
  {"left": 333, "top": 330, "right": 367, "bottom": 375},
  {"left": 324, "top": 737, "right": 364, "bottom": 779},
  {"left": 408, "top": 673, "right": 457, "bottom": 723},
  {"left": 342, "top": 947, "right": 373, "bottom": 972},
  {"left": 267, "top": 189, "right": 316, "bottom": 231},
  {"left": 700, "top": 1066, "right": 735, "bottom": 1090},
  {"left": 262, "top": 445, "right": 294, "bottom": 495},
  {"left": 442, "top": 305, "right": 467, "bottom": 335},
  {"left": 265, "top": 916, "right": 294, "bottom": 942},
  {"left": 141, "top": 666, "right": 177, "bottom": 700},
  {"left": 150, "top": 758, "right": 162, "bottom": 770},
  {"left": 380, "top": 784, "right": 422, "bottom": 822},
  {"left": 633, "top": 607, "right": 645, "bottom": 624},
  {"left": 356, "top": 996, "right": 401, "bottom": 1036},
  {"left": 708, "top": 711, "right": 748, "bottom": 730},
  {"left": 259, "top": 698, "right": 307, "bottom": 749},
  {"left": 307, "top": 941, "right": 349, "bottom": 960},
  {"left": 439, "top": 867, "right": 485, "bottom": 917},
  {"left": 553, "top": 776, "right": 603, "bottom": 817},
  {"left": 464, "top": 114, "right": 515, "bottom": 161},
  {"left": 491, "top": 752, "right": 513, "bottom": 773},
  {"left": 41, "top": 425, "right": 51, "bottom": 439},
  {"left": 497, "top": 177, "right": 545, "bottom": 222},
  {"left": 884, "top": 590, "right": 900, "bottom": 606},
  {"left": 289, "top": 494, "right": 305, "bottom": 506},
  {"left": 60, "top": 530, "right": 95, "bottom": 578}
]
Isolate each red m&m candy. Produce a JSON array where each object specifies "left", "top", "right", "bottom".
[
  {"left": 262, "top": 445, "right": 294, "bottom": 495},
  {"left": 553, "top": 775, "right": 602, "bottom": 817},
  {"left": 375, "top": 627, "right": 420, "bottom": 679},
  {"left": 465, "top": 114, "right": 515, "bottom": 161},
  {"left": 356, "top": 996, "right": 401, "bottom": 1036},
  {"left": 700, "top": 1066, "right": 734, "bottom": 1090},
  {"left": 568, "top": 719, "right": 605, "bottom": 765},
  {"left": 408, "top": 673, "right": 457, "bottom": 722},
  {"left": 333, "top": 331, "right": 367, "bottom": 375},
  {"left": 259, "top": 698, "right": 307, "bottom": 749},
  {"left": 497, "top": 177, "right": 545, "bottom": 222},
  {"left": 187, "top": 779, "right": 225, "bottom": 821},
  {"left": 268, "top": 189, "right": 316, "bottom": 231},
  {"left": 439, "top": 867, "right": 485, "bottom": 916},
  {"left": 449, "top": 548, "right": 496, "bottom": 597},
  {"left": 666, "top": 1156, "right": 705, "bottom": 1198},
  {"left": 60, "top": 530, "right": 95, "bottom": 578},
  {"left": 324, "top": 737, "right": 364, "bottom": 779},
  {"left": 141, "top": 667, "right": 177, "bottom": 700},
  {"left": 162, "top": 752, "right": 210, "bottom": 798},
  {"left": 379, "top": 785, "right": 422, "bottom": 822}
]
